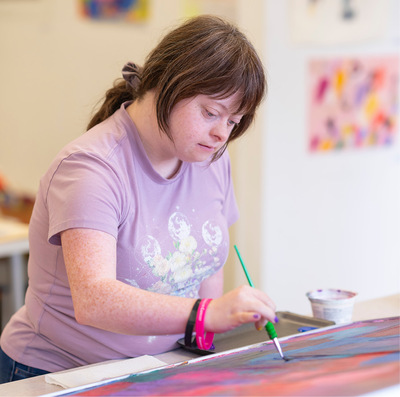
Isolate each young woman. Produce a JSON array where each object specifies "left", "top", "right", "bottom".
[{"left": 0, "top": 14, "right": 276, "bottom": 382}]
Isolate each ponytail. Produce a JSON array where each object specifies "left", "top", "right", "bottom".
[{"left": 86, "top": 63, "right": 142, "bottom": 130}]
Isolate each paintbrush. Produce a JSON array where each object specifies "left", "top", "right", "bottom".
[{"left": 234, "top": 245, "right": 287, "bottom": 361}]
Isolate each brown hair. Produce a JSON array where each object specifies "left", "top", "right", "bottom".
[{"left": 87, "top": 15, "right": 266, "bottom": 161}]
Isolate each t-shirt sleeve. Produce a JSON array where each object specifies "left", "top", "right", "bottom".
[{"left": 46, "top": 152, "right": 125, "bottom": 245}]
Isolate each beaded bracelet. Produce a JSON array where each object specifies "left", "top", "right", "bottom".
[
  {"left": 195, "top": 298, "right": 215, "bottom": 350},
  {"left": 184, "top": 299, "right": 201, "bottom": 347}
]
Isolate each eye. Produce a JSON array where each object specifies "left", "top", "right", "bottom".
[
  {"left": 205, "top": 109, "right": 215, "bottom": 118},
  {"left": 228, "top": 119, "right": 239, "bottom": 127}
]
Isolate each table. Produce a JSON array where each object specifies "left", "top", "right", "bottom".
[
  {"left": 0, "top": 217, "right": 29, "bottom": 325},
  {"left": 0, "top": 294, "right": 398, "bottom": 397}
]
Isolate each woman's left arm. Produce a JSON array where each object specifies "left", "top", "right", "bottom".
[{"left": 199, "top": 267, "right": 224, "bottom": 299}]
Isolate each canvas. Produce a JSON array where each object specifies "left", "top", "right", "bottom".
[{"left": 52, "top": 317, "right": 400, "bottom": 396}]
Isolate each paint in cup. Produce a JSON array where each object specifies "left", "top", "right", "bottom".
[{"left": 306, "top": 289, "right": 357, "bottom": 324}]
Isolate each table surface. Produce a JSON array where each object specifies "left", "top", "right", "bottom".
[
  {"left": 0, "top": 217, "right": 29, "bottom": 242},
  {"left": 0, "top": 293, "right": 398, "bottom": 397},
  {"left": 0, "top": 217, "right": 29, "bottom": 256},
  {"left": 0, "top": 217, "right": 30, "bottom": 324}
]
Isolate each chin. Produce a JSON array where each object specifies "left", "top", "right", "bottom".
[
  {"left": 195, "top": 153, "right": 214, "bottom": 163},
  {"left": 181, "top": 152, "right": 213, "bottom": 163}
]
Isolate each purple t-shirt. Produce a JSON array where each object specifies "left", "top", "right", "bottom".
[{"left": 0, "top": 102, "right": 239, "bottom": 371}]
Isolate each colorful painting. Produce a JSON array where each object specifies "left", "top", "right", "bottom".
[
  {"left": 308, "top": 56, "right": 399, "bottom": 152},
  {"left": 78, "top": 0, "right": 149, "bottom": 22},
  {"left": 53, "top": 317, "right": 399, "bottom": 396}
]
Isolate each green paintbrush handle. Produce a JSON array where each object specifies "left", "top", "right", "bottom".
[{"left": 265, "top": 321, "right": 277, "bottom": 340}]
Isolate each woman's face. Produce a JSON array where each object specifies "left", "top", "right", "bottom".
[{"left": 167, "top": 93, "right": 243, "bottom": 163}]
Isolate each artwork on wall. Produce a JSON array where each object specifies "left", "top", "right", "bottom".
[
  {"left": 308, "top": 55, "right": 399, "bottom": 152},
  {"left": 78, "top": 0, "right": 149, "bottom": 22},
  {"left": 289, "top": 0, "right": 391, "bottom": 45},
  {"left": 51, "top": 317, "right": 399, "bottom": 396}
]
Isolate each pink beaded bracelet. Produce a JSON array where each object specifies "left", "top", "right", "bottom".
[{"left": 195, "top": 298, "right": 215, "bottom": 350}]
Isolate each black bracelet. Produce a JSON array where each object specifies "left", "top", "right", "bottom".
[{"left": 184, "top": 299, "right": 201, "bottom": 347}]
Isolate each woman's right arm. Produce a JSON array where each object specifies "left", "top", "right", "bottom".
[{"left": 61, "top": 228, "right": 277, "bottom": 336}]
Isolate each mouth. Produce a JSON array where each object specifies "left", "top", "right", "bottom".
[{"left": 198, "top": 143, "right": 216, "bottom": 152}]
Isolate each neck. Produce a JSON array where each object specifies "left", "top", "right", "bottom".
[{"left": 127, "top": 92, "right": 181, "bottom": 179}]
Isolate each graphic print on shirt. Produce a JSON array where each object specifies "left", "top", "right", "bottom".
[{"left": 125, "top": 209, "right": 225, "bottom": 298}]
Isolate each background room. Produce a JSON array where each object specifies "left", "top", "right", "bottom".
[{"left": 0, "top": 0, "right": 399, "bottom": 329}]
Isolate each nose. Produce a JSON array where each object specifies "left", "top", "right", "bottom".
[{"left": 211, "top": 122, "right": 230, "bottom": 143}]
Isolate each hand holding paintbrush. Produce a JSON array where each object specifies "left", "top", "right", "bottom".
[
  {"left": 187, "top": 249, "right": 279, "bottom": 350},
  {"left": 234, "top": 245, "right": 287, "bottom": 360}
]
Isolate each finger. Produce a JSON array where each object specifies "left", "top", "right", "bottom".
[
  {"left": 250, "top": 301, "right": 277, "bottom": 325},
  {"left": 235, "top": 285, "right": 277, "bottom": 313},
  {"left": 244, "top": 312, "right": 277, "bottom": 331},
  {"left": 235, "top": 311, "right": 262, "bottom": 326},
  {"left": 251, "top": 289, "right": 277, "bottom": 312},
  {"left": 255, "top": 311, "right": 279, "bottom": 330}
]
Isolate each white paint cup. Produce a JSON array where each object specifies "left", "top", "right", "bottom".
[{"left": 306, "top": 289, "right": 358, "bottom": 324}]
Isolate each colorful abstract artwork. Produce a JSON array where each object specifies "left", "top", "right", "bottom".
[
  {"left": 78, "top": 0, "right": 149, "bottom": 22},
  {"left": 308, "top": 56, "right": 399, "bottom": 152},
  {"left": 54, "top": 317, "right": 399, "bottom": 396}
]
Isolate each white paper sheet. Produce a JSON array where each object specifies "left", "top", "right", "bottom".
[{"left": 45, "top": 355, "right": 166, "bottom": 389}]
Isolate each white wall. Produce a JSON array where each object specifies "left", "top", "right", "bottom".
[
  {"left": 262, "top": 0, "right": 400, "bottom": 315},
  {"left": 227, "top": 0, "right": 266, "bottom": 290},
  {"left": 0, "top": 0, "right": 182, "bottom": 195}
]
